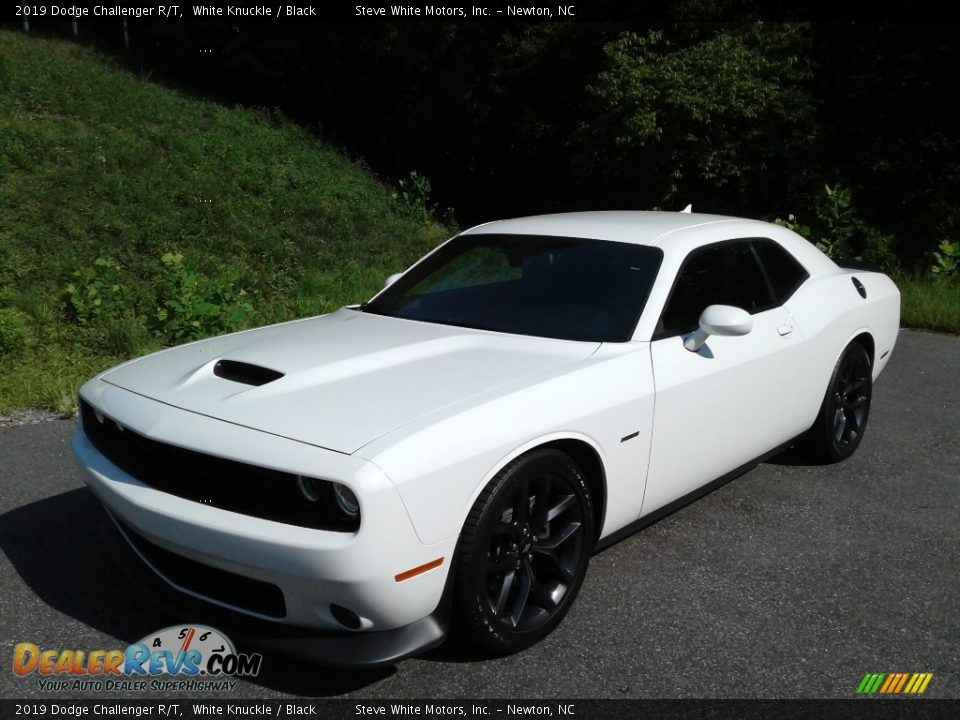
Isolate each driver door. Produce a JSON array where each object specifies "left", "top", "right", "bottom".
[{"left": 641, "top": 239, "right": 805, "bottom": 516}]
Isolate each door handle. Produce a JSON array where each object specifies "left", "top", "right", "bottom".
[{"left": 777, "top": 324, "right": 794, "bottom": 336}]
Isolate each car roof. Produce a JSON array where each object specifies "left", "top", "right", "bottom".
[
  {"left": 459, "top": 210, "right": 839, "bottom": 281},
  {"left": 406, "top": 209, "right": 843, "bottom": 343},
  {"left": 462, "top": 211, "right": 760, "bottom": 247}
]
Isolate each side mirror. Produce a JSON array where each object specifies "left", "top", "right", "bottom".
[
  {"left": 683, "top": 304, "right": 753, "bottom": 352},
  {"left": 383, "top": 272, "right": 403, "bottom": 289}
]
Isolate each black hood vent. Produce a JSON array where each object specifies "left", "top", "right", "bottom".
[{"left": 213, "top": 359, "right": 284, "bottom": 386}]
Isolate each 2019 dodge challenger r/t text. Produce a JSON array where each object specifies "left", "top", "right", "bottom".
[{"left": 73, "top": 211, "right": 900, "bottom": 667}]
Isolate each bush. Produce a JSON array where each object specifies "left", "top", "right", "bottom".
[
  {"left": 151, "top": 252, "right": 254, "bottom": 343},
  {"left": 64, "top": 257, "right": 133, "bottom": 325},
  {"left": 0, "top": 307, "right": 33, "bottom": 356},
  {"left": 931, "top": 240, "right": 959, "bottom": 278},
  {"left": 61, "top": 252, "right": 256, "bottom": 349},
  {"left": 776, "top": 184, "right": 897, "bottom": 271},
  {"left": 392, "top": 171, "right": 435, "bottom": 224}
]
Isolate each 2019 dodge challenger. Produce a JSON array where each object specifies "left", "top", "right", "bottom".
[{"left": 73, "top": 211, "right": 900, "bottom": 667}]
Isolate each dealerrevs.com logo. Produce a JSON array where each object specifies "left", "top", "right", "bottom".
[{"left": 13, "top": 625, "right": 262, "bottom": 692}]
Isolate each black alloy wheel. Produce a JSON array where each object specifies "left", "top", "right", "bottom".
[
  {"left": 806, "top": 342, "right": 873, "bottom": 462},
  {"left": 454, "top": 449, "right": 594, "bottom": 653}
]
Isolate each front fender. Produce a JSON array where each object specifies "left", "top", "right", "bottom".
[{"left": 357, "top": 344, "right": 655, "bottom": 545}]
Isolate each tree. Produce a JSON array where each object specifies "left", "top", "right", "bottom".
[{"left": 574, "top": 23, "right": 817, "bottom": 215}]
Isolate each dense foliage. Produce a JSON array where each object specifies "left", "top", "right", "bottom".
[{"left": 44, "top": 16, "right": 958, "bottom": 270}]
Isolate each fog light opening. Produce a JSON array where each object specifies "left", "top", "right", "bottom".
[{"left": 330, "top": 603, "right": 362, "bottom": 630}]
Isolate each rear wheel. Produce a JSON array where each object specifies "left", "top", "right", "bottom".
[
  {"left": 805, "top": 342, "right": 873, "bottom": 462},
  {"left": 453, "top": 449, "right": 594, "bottom": 654}
]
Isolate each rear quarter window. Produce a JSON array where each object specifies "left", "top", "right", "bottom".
[{"left": 752, "top": 239, "right": 809, "bottom": 303}]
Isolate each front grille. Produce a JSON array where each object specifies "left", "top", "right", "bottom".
[
  {"left": 80, "top": 398, "right": 359, "bottom": 532},
  {"left": 115, "top": 517, "right": 286, "bottom": 618}
]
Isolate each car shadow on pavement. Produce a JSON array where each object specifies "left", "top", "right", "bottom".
[
  {"left": 764, "top": 444, "right": 830, "bottom": 467},
  {"left": 0, "top": 487, "right": 393, "bottom": 697},
  {"left": 244, "top": 653, "right": 395, "bottom": 696},
  {"left": 418, "top": 638, "right": 493, "bottom": 665},
  {"left": 0, "top": 487, "right": 160, "bottom": 642}
]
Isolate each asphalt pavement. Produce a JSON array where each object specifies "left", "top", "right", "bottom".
[{"left": 1, "top": 328, "right": 957, "bottom": 699}]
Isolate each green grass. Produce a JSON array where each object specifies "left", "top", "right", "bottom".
[
  {"left": 0, "top": 31, "right": 450, "bottom": 414},
  {"left": 896, "top": 274, "right": 960, "bottom": 335}
]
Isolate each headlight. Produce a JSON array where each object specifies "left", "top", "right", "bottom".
[
  {"left": 333, "top": 483, "right": 360, "bottom": 518},
  {"left": 297, "top": 475, "right": 324, "bottom": 503},
  {"left": 298, "top": 477, "right": 359, "bottom": 523}
]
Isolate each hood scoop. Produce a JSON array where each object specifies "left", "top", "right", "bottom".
[{"left": 213, "top": 359, "right": 284, "bottom": 386}]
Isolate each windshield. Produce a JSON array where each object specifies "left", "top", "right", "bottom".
[{"left": 362, "top": 234, "right": 663, "bottom": 342}]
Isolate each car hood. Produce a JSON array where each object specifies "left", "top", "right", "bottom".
[{"left": 100, "top": 308, "right": 599, "bottom": 454}]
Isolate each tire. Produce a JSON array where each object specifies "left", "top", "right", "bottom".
[
  {"left": 453, "top": 449, "right": 594, "bottom": 654},
  {"left": 805, "top": 341, "right": 873, "bottom": 462}
]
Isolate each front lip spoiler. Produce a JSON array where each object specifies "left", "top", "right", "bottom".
[{"left": 100, "top": 505, "right": 451, "bottom": 670}]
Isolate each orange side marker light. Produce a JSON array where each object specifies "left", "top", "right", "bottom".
[{"left": 395, "top": 557, "right": 444, "bottom": 582}]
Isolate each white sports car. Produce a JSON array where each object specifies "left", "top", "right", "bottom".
[{"left": 73, "top": 212, "right": 900, "bottom": 667}]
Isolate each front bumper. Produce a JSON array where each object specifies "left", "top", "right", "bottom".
[
  {"left": 98, "top": 512, "right": 450, "bottom": 669},
  {"left": 73, "top": 381, "right": 457, "bottom": 665}
]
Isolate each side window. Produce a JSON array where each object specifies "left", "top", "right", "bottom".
[
  {"left": 658, "top": 241, "right": 775, "bottom": 337},
  {"left": 752, "top": 239, "right": 809, "bottom": 303}
]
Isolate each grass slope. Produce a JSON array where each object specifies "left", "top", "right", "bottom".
[
  {"left": 0, "top": 32, "right": 449, "bottom": 413},
  {"left": 896, "top": 275, "right": 960, "bottom": 335}
]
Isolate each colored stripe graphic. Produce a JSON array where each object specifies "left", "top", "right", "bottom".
[
  {"left": 857, "top": 672, "right": 932, "bottom": 694},
  {"left": 857, "top": 673, "right": 885, "bottom": 694},
  {"left": 892, "top": 673, "right": 909, "bottom": 693},
  {"left": 886, "top": 673, "right": 907, "bottom": 693}
]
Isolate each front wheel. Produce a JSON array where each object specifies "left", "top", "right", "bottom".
[
  {"left": 804, "top": 341, "right": 873, "bottom": 462},
  {"left": 453, "top": 449, "right": 594, "bottom": 654}
]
